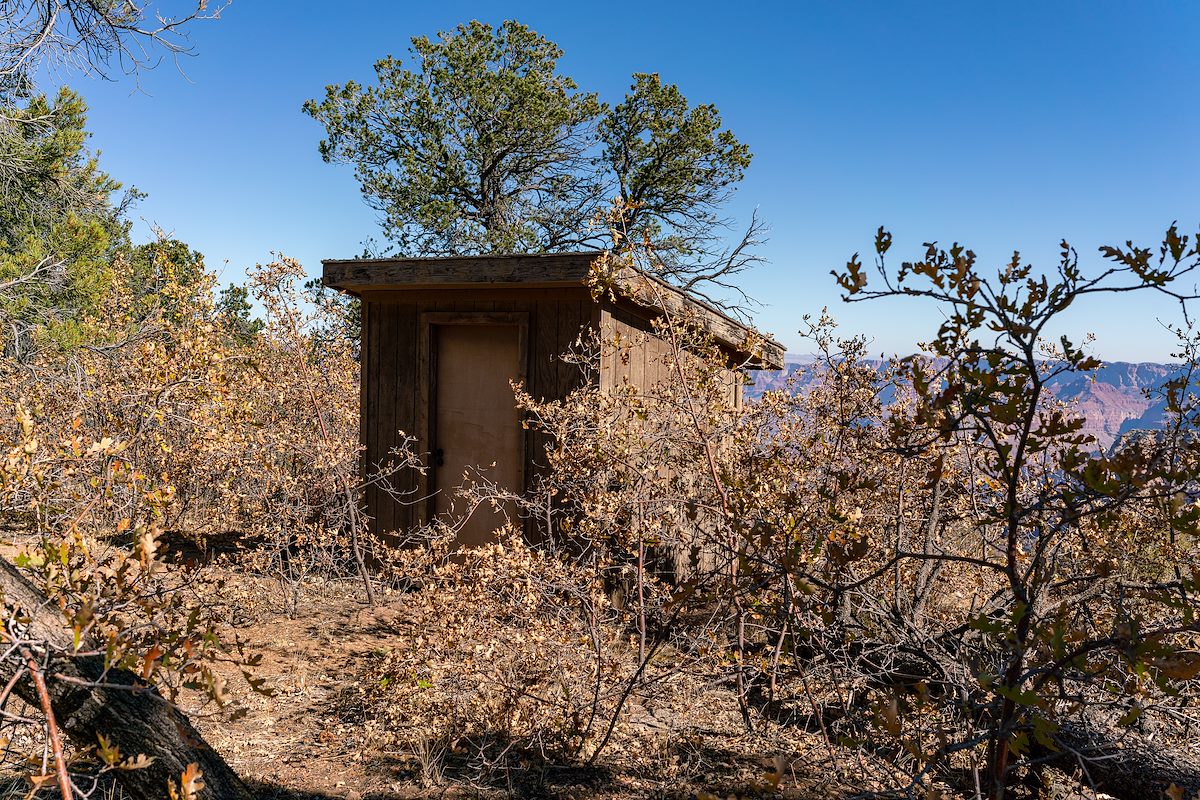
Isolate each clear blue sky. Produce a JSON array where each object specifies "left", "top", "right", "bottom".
[{"left": 60, "top": 1, "right": 1200, "bottom": 362}]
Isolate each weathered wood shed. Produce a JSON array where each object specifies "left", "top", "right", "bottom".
[{"left": 322, "top": 251, "right": 784, "bottom": 548}]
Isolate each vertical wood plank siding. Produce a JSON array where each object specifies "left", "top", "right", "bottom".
[{"left": 598, "top": 301, "right": 744, "bottom": 403}]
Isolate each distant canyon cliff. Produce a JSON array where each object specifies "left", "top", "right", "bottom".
[{"left": 746, "top": 359, "right": 1182, "bottom": 451}]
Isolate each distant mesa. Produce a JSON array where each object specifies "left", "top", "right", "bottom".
[{"left": 747, "top": 359, "right": 1185, "bottom": 452}]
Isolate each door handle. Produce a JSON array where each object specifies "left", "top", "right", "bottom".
[{"left": 433, "top": 448, "right": 445, "bottom": 467}]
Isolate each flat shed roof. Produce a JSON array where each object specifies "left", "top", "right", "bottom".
[{"left": 322, "top": 251, "right": 785, "bottom": 369}]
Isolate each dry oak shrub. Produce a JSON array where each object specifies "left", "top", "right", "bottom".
[
  {"left": 0, "top": 249, "right": 402, "bottom": 606},
  {"left": 362, "top": 536, "right": 634, "bottom": 781},
  {"left": 0, "top": 246, "right": 391, "bottom": 791},
  {"left": 370, "top": 231, "right": 1200, "bottom": 800}
]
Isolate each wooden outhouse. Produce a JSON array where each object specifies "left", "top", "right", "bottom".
[{"left": 321, "top": 251, "right": 784, "bottom": 548}]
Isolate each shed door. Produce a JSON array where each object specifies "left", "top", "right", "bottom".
[{"left": 433, "top": 323, "right": 523, "bottom": 549}]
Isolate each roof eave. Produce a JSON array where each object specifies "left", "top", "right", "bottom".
[{"left": 320, "top": 252, "right": 785, "bottom": 369}]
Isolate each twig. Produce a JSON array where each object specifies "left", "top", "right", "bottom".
[{"left": 22, "top": 649, "right": 72, "bottom": 800}]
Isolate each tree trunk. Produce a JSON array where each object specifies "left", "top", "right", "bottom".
[{"left": 0, "top": 558, "right": 255, "bottom": 800}]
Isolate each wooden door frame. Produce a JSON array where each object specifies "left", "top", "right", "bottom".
[{"left": 416, "top": 311, "right": 530, "bottom": 526}]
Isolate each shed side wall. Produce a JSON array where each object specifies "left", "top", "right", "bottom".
[
  {"left": 599, "top": 302, "right": 744, "bottom": 406},
  {"left": 597, "top": 303, "right": 744, "bottom": 581}
]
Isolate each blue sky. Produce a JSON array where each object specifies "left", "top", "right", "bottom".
[{"left": 60, "top": 1, "right": 1200, "bottom": 361}]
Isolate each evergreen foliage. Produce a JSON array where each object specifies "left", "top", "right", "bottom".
[{"left": 303, "top": 20, "right": 755, "bottom": 290}]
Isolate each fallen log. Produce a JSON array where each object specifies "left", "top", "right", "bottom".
[
  {"left": 753, "top": 636, "right": 1200, "bottom": 800},
  {"left": 0, "top": 557, "right": 255, "bottom": 800},
  {"left": 832, "top": 638, "right": 1200, "bottom": 798},
  {"left": 1046, "top": 717, "right": 1200, "bottom": 800}
]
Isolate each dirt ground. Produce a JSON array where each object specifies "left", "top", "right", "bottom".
[{"left": 185, "top": 571, "right": 864, "bottom": 800}]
